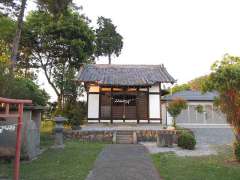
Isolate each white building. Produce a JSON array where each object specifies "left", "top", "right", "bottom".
[
  {"left": 76, "top": 64, "right": 175, "bottom": 124},
  {"left": 162, "top": 90, "right": 227, "bottom": 126}
]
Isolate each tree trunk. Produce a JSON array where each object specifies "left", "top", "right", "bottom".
[
  {"left": 173, "top": 117, "right": 176, "bottom": 128},
  {"left": 108, "top": 54, "right": 111, "bottom": 64},
  {"left": 233, "top": 127, "right": 240, "bottom": 142},
  {"left": 11, "top": 0, "right": 27, "bottom": 67}
]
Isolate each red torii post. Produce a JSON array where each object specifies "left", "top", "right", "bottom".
[{"left": 0, "top": 97, "right": 32, "bottom": 180}]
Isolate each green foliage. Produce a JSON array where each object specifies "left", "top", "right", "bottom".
[
  {"left": 0, "top": 0, "right": 21, "bottom": 16},
  {"left": 202, "top": 54, "right": 240, "bottom": 93},
  {"left": 0, "top": 75, "right": 49, "bottom": 106},
  {"left": 233, "top": 141, "right": 240, "bottom": 162},
  {"left": 37, "top": 0, "right": 72, "bottom": 17},
  {"left": 63, "top": 101, "right": 87, "bottom": 127},
  {"left": 203, "top": 54, "right": 240, "bottom": 137},
  {"left": 167, "top": 98, "right": 187, "bottom": 127},
  {"left": 23, "top": 9, "right": 95, "bottom": 108},
  {"left": 95, "top": 16, "right": 123, "bottom": 64},
  {"left": 172, "top": 84, "right": 191, "bottom": 94},
  {"left": 0, "top": 40, "right": 11, "bottom": 63},
  {"left": 0, "top": 16, "right": 16, "bottom": 42},
  {"left": 202, "top": 54, "right": 240, "bottom": 160},
  {"left": 10, "top": 78, "right": 49, "bottom": 105},
  {"left": 178, "top": 131, "right": 196, "bottom": 150},
  {"left": 0, "top": 43, "right": 49, "bottom": 105},
  {"left": 172, "top": 75, "right": 209, "bottom": 93}
]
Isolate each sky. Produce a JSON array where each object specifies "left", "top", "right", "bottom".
[{"left": 27, "top": 0, "right": 240, "bottom": 101}]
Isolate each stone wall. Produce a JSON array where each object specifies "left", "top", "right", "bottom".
[
  {"left": 0, "top": 108, "right": 42, "bottom": 160},
  {"left": 64, "top": 130, "right": 113, "bottom": 143},
  {"left": 64, "top": 129, "right": 194, "bottom": 144}
]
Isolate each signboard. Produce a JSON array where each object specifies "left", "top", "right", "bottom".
[
  {"left": 112, "top": 95, "right": 136, "bottom": 105},
  {"left": 0, "top": 124, "right": 16, "bottom": 134}
]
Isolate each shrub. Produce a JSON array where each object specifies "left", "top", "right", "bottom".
[
  {"left": 178, "top": 131, "right": 196, "bottom": 150},
  {"left": 233, "top": 141, "right": 240, "bottom": 161},
  {"left": 167, "top": 98, "right": 187, "bottom": 127},
  {"left": 63, "top": 101, "right": 87, "bottom": 128}
]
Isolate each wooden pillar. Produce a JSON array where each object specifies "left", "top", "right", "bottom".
[
  {"left": 110, "top": 87, "right": 113, "bottom": 123},
  {"left": 86, "top": 91, "right": 89, "bottom": 123},
  {"left": 5, "top": 103, "right": 9, "bottom": 115},
  {"left": 136, "top": 87, "right": 139, "bottom": 124},
  {"left": 159, "top": 83, "right": 162, "bottom": 124},
  {"left": 147, "top": 87, "right": 150, "bottom": 124},
  {"left": 99, "top": 87, "right": 101, "bottom": 123}
]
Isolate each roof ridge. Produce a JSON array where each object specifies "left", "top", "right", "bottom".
[{"left": 89, "top": 64, "right": 164, "bottom": 66}]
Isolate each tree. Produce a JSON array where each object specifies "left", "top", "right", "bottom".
[
  {"left": 37, "top": 0, "right": 73, "bottom": 18},
  {"left": 172, "top": 75, "right": 209, "bottom": 93},
  {"left": 95, "top": 16, "right": 123, "bottom": 64},
  {"left": 23, "top": 10, "right": 95, "bottom": 110},
  {"left": 0, "top": 15, "right": 16, "bottom": 43},
  {"left": 202, "top": 54, "right": 240, "bottom": 161},
  {"left": 0, "top": 40, "right": 49, "bottom": 105},
  {"left": 1, "top": 0, "right": 72, "bottom": 67},
  {"left": 167, "top": 98, "right": 187, "bottom": 128},
  {"left": 10, "top": 0, "right": 27, "bottom": 66},
  {"left": 0, "top": 0, "right": 28, "bottom": 67}
]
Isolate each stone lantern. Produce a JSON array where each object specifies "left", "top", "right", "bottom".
[{"left": 53, "top": 116, "right": 67, "bottom": 148}]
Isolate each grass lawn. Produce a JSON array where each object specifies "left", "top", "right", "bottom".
[
  {"left": 0, "top": 132, "right": 105, "bottom": 180},
  {"left": 151, "top": 145, "right": 240, "bottom": 180}
]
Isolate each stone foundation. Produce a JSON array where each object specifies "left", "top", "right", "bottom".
[
  {"left": 64, "top": 130, "right": 113, "bottom": 143},
  {"left": 64, "top": 129, "right": 193, "bottom": 143}
]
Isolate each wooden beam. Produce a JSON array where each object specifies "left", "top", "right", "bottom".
[
  {"left": 0, "top": 114, "right": 19, "bottom": 118},
  {"left": 0, "top": 97, "right": 32, "bottom": 104}
]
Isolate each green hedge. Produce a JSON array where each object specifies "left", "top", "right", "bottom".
[
  {"left": 178, "top": 131, "right": 196, "bottom": 150},
  {"left": 233, "top": 141, "right": 240, "bottom": 161}
]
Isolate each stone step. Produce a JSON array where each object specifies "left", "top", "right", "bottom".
[
  {"left": 117, "top": 140, "right": 133, "bottom": 144},
  {"left": 116, "top": 131, "right": 134, "bottom": 144},
  {"left": 116, "top": 137, "right": 133, "bottom": 142},
  {"left": 116, "top": 131, "right": 133, "bottom": 135},
  {"left": 117, "top": 138, "right": 133, "bottom": 142},
  {"left": 117, "top": 134, "right": 132, "bottom": 138}
]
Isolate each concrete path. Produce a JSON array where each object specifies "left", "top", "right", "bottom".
[{"left": 86, "top": 144, "right": 161, "bottom": 180}]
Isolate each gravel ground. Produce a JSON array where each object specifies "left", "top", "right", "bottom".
[
  {"left": 141, "top": 142, "right": 217, "bottom": 156},
  {"left": 180, "top": 125, "right": 235, "bottom": 145},
  {"left": 86, "top": 144, "right": 161, "bottom": 180}
]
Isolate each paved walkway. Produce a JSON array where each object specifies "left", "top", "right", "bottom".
[{"left": 86, "top": 144, "right": 161, "bottom": 180}]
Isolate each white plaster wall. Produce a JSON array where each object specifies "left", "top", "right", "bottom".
[
  {"left": 88, "top": 94, "right": 99, "bottom": 118},
  {"left": 161, "top": 103, "right": 167, "bottom": 125},
  {"left": 167, "top": 112, "right": 173, "bottom": 125},
  {"left": 149, "top": 85, "right": 160, "bottom": 92},
  {"left": 149, "top": 94, "right": 160, "bottom": 118}
]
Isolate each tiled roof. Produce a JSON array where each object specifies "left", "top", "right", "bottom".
[
  {"left": 163, "top": 90, "right": 218, "bottom": 101},
  {"left": 76, "top": 64, "right": 176, "bottom": 86}
]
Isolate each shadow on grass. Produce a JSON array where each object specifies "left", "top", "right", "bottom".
[
  {"left": 151, "top": 145, "right": 240, "bottom": 180},
  {"left": 1, "top": 132, "right": 106, "bottom": 180}
]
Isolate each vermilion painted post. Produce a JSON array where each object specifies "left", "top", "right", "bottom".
[{"left": 14, "top": 103, "right": 24, "bottom": 180}]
